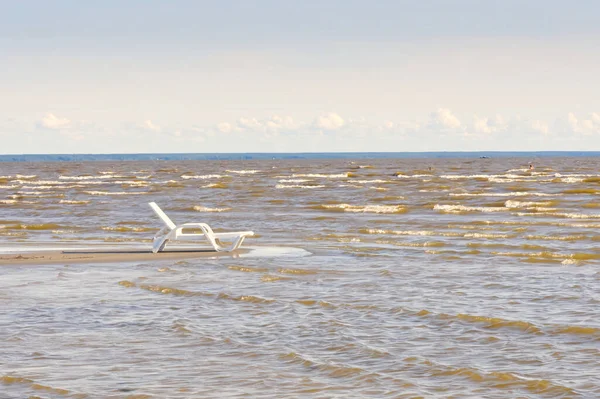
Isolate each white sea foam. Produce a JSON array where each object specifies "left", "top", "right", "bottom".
[
  {"left": 516, "top": 211, "right": 600, "bottom": 219},
  {"left": 193, "top": 206, "right": 231, "bottom": 212},
  {"left": 83, "top": 191, "right": 148, "bottom": 196},
  {"left": 113, "top": 180, "right": 149, "bottom": 187},
  {"left": 200, "top": 183, "right": 227, "bottom": 188},
  {"left": 181, "top": 174, "right": 226, "bottom": 180},
  {"left": 16, "top": 191, "right": 45, "bottom": 195},
  {"left": 561, "top": 259, "right": 580, "bottom": 265},
  {"left": 450, "top": 192, "right": 555, "bottom": 197},
  {"left": 394, "top": 174, "right": 431, "bottom": 179},
  {"left": 59, "top": 200, "right": 90, "bottom": 205},
  {"left": 463, "top": 232, "right": 511, "bottom": 239},
  {"left": 504, "top": 200, "right": 554, "bottom": 208},
  {"left": 15, "top": 179, "right": 105, "bottom": 186},
  {"left": 525, "top": 234, "right": 586, "bottom": 241},
  {"left": 434, "top": 204, "right": 506, "bottom": 213},
  {"left": 440, "top": 174, "right": 536, "bottom": 181},
  {"left": 226, "top": 170, "right": 260, "bottom": 174},
  {"left": 23, "top": 185, "right": 85, "bottom": 190},
  {"left": 278, "top": 179, "right": 311, "bottom": 183},
  {"left": 354, "top": 179, "right": 389, "bottom": 184},
  {"left": 322, "top": 204, "right": 405, "bottom": 213},
  {"left": 363, "top": 229, "right": 435, "bottom": 236},
  {"left": 488, "top": 177, "right": 530, "bottom": 183},
  {"left": 60, "top": 175, "right": 127, "bottom": 180},
  {"left": 292, "top": 173, "right": 348, "bottom": 178},
  {"left": 558, "top": 177, "right": 585, "bottom": 183},
  {"left": 276, "top": 184, "right": 325, "bottom": 189}
]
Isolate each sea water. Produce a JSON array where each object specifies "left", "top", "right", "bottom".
[{"left": 0, "top": 156, "right": 598, "bottom": 398}]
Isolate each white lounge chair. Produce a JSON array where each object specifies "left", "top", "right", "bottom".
[{"left": 148, "top": 202, "right": 254, "bottom": 253}]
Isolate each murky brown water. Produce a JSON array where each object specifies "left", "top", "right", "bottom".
[{"left": 1, "top": 157, "right": 599, "bottom": 398}]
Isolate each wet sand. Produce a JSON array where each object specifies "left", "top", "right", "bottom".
[{"left": 0, "top": 248, "right": 249, "bottom": 265}]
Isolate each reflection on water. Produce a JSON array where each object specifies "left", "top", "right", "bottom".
[{"left": 1, "top": 157, "right": 599, "bottom": 398}]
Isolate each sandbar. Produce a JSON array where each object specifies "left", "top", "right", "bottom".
[{"left": 0, "top": 248, "right": 249, "bottom": 266}]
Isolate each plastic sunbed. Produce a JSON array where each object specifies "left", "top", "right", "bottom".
[{"left": 148, "top": 202, "right": 254, "bottom": 253}]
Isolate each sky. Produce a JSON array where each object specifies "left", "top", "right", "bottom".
[{"left": 1, "top": 0, "right": 599, "bottom": 154}]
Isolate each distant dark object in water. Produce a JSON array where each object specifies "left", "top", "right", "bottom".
[{"left": 480, "top": 156, "right": 490, "bottom": 159}]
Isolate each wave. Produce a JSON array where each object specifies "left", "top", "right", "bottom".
[
  {"left": 524, "top": 234, "right": 587, "bottom": 241},
  {"left": 59, "top": 175, "right": 127, "bottom": 180},
  {"left": 112, "top": 180, "right": 149, "bottom": 187},
  {"left": 101, "top": 226, "right": 154, "bottom": 232},
  {"left": 353, "top": 179, "right": 389, "bottom": 184},
  {"left": 228, "top": 265, "right": 269, "bottom": 273},
  {"left": 0, "top": 199, "right": 35, "bottom": 205},
  {"left": 83, "top": 191, "right": 148, "bottom": 196},
  {"left": 278, "top": 179, "right": 311, "bottom": 183},
  {"left": 1, "top": 374, "right": 75, "bottom": 396},
  {"left": 2, "top": 223, "right": 64, "bottom": 230},
  {"left": 291, "top": 173, "right": 348, "bottom": 178},
  {"left": 492, "top": 250, "right": 600, "bottom": 262},
  {"left": 192, "top": 206, "right": 231, "bottom": 212},
  {"left": 201, "top": 183, "right": 228, "bottom": 189},
  {"left": 562, "top": 188, "right": 600, "bottom": 194},
  {"left": 361, "top": 228, "right": 510, "bottom": 239},
  {"left": 313, "top": 203, "right": 407, "bottom": 214},
  {"left": 276, "top": 184, "right": 325, "bottom": 189},
  {"left": 440, "top": 174, "right": 535, "bottom": 180},
  {"left": 516, "top": 211, "right": 600, "bottom": 219},
  {"left": 434, "top": 204, "right": 506, "bottom": 213},
  {"left": 181, "top": 174, "right": 226, "bottom": 180},
  {"left": 504, "top": 200, "right": 556, "bottom": 208},
  {"left": 59, "top": 199, "right": 90, "bottom": 205},
  {"left": 415, "top": 360, "right": 576, "bottom": 396},
  {"left": 226, "top": 169, "right": 260, "bottom": 174},
  {"left": 450, "top": 192, "right": 555, "bottom": 197}
]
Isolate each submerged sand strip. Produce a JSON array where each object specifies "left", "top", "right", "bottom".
[{"left": 0, "top": 248, "right": 249, "bottom": 265}]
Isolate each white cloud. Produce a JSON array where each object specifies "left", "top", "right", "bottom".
[
  {"left": 216, "top": 122, "right": 233, "bottom": 133},
  {"left": 315, "top": 112, "right": 345, "bottom": 130},
  {"left": 216, "top": 115, "right": 297, "bottom": 137},
  {"left": 431, "top": 108, "right": 461, "bottom": 129},
  {"left": 237, "top": 117, "right": 262, "bottom": 130},
  {"left": 142, "top": 120, "right": 161, "bottom": 131},
  {"left": 472, "top": 114, "right": 507, "bottom": 135},
  {"left": 531, "top": 120, "right": 549, "bottom": 135},
  {"left": 473, "top": 116, "right": 493, "bottom": 134},
  {"left": 40, "top": 113, "right": 71, "bottom": 130},
  {"left": 567, "top": 112, "right": 600, "bottom": 135},
  {"left": 268, "top": 115, "right": 296, "bottom": 130}
]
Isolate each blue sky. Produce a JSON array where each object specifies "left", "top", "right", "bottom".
[{"left": 1, "top": 1, "right": 599, "bottom": 153}]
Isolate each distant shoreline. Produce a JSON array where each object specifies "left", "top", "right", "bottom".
[{"left": 2, "top": 151, "right": 600, "bottom": 162}]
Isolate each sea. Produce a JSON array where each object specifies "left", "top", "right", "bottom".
[{"left": 0, "top": 153, "right": 599, "bottom": 398}]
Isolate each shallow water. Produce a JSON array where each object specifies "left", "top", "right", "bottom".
[{"left": 1, "top": 157, "right": 599, "bottom": 398}]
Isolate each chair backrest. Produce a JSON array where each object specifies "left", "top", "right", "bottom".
[{"left": 149, "top": 202, "right": 177, "bottom": 230}]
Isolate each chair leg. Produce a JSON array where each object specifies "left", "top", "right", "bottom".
[
  {"left": 230, "top": 236, "right": 246, "bottom": 251},
  {"left": 152, "top": 236, "right": 169, "bottom": 253}
]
